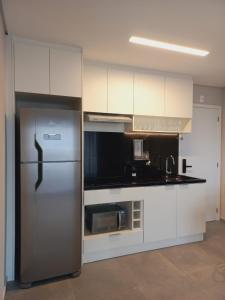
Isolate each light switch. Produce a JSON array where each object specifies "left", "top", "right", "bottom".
[{"left": 199, "top": 95, "right": 205, "bottom": 103}]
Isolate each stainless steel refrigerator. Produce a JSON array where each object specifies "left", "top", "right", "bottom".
[{"left": 17, "top": 107, "right": 81, "bottom": 287}]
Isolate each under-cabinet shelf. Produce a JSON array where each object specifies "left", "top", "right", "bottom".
[{"left": 84, "top": 200, "right": 143, "bottom": 236}]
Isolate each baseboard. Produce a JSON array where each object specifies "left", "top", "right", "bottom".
[{"left": 0, "top": 286, "right": 6, "bottom": 300}]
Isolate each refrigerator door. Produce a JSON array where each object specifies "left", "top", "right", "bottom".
[
  {"left": 20, "top": 161, "right": 81, "bottom": 283},
  {"left": 20, "top": 108, "right": 38, "bottom": 163},
  {"left": 35, "top": 109, "right": 80, "bottom": 162}
]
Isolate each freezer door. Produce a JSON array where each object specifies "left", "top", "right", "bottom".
[
  {"left": 20, "top": 108, "right": 38, "bottom": 163},
  {"left": 35, "top": 109, "right": 80, "bottom": 162},
  {"left": 20, "top": 162, "right": 81, "bottom": 283}
]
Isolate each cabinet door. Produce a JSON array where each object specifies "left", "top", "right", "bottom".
[
  {"left": 108, "top": 68, "right": 133, "bottom": 114},
  {"left": 165, "top": 77, "right": 193, "bottom": 118},
  {"left": 50, "top": 48, "right": 82, "bottom": 97},
  {"left": 14, "top": 41, "right": 50, "bottom": 94},
  {"left": 134, "top": 72, "right": 165, "bottom": 116},
  {"left": 83, "top": 64, "right": 108, "bottom": 113},
  {"left": 144, "top": 186, "right": 177, "bottom": 243},
  {"left": 177, "top": 184, "right": 205, "bottom": 237}
]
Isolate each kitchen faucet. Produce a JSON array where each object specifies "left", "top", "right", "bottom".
[
  {"left": 145, "top": 160, "right": 151, "bottom": 166},
  {"left": 166, "top": 155, "right": 175, "bottom": 175}
]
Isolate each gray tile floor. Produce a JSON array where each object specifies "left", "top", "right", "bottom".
[{"left": 6, "top": 221, "right": 225, "bottom": 300}]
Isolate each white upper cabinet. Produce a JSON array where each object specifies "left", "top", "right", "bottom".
[
  {"left": 134, "top": 73, "right": 165, "bottom": 116},
  {"left": 165, "top": 77, "right": 193, "bottom": 118},
  {"left": 108, "top": 68, "right": 133, "bottom": 114},
  {"left": 82, "top": 61, "right": 193, "bottom": 121},
  {"left": 14, "top": 39, "right": 82, "bottom": 97},
  {"left": 144, "top": 186, "right": 177, "bottom": 243},
  {"left": 83, "top": 63, "right": 108, "bottom": 113},
  {"left": 14, "top": 41, "right": 50, "bottom": 94},
  {"left": 50, "top": 48, "right": 81, "bottom": 97}
]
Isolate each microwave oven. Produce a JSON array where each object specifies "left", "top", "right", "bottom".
[{"left": 85, "top": 204, "right": 127, "bottom": 234}]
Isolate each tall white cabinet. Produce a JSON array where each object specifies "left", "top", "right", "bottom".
[{"left": 14, "top": 39, "right": 82, "bottom": 97}]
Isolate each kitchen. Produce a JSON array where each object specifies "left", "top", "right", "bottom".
[{"left": 1, "top": 1, "right": 225, "bottom": 300}]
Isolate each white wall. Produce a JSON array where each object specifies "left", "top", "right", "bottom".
[
  {"left": 220, "top": 89, "right": 225, "bottom": 219},
  {"left": 0, "top": 12, "right": 6, "bottom": 300},
  {"left": 193, "top": 84, "right": 224, "bottom": 106}
]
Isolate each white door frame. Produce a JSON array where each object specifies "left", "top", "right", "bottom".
[
  {"left": 184, "top": 104, "right": 222, "bottom": 220},
  {"left": 5, "top": 36, "right": 16, "bottom": 281}
]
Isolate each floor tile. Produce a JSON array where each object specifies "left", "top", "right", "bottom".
[{"left": 5, "top": 221, "right": 225, "bottom": 300}]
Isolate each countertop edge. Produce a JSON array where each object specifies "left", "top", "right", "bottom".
[{"left": 84, "top": 178, "right": 206, "bottom": 191}]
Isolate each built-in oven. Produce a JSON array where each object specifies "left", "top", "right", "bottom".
[{"left": 85, "top": 204, "right": 128, "bottom": 234}]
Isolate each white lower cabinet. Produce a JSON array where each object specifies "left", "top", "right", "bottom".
[
  {"left": 84, "top": 230, "right": 143, "bottom": 254},
  {"left": 83, "top": 183, "right": 205, "bottom": 262},
  {"left": 144, "top": 186, "right": 177, "bottom": 243},
  {"left": 177, "top": 184, "right": 205, "bottom": 237}
]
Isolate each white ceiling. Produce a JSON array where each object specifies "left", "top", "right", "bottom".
[{"left": 3, "top": 0, "right": 225, "bottom": 87}]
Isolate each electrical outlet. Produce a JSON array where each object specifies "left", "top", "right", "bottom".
[{"left": 199, "top": 95, "right": 205, "bottom": 103}]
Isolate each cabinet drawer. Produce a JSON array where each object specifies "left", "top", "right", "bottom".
[
  {"left": 84, "top": 188, "right": 145, "bottom": 205},
  {"left": 84, "top": 230, "right": 143, "bottom": 253}
]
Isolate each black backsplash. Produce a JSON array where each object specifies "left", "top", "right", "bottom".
[{"left": 84, "top": 131, "right": 178, "bottom": 180}]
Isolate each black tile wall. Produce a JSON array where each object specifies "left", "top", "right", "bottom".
[{"left": 84, "top": 131, "right": 178, "bottom": 180}]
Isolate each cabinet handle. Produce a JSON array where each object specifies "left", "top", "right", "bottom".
[{"left": 109, "top": 232, "right": 121, "bottom": 237}]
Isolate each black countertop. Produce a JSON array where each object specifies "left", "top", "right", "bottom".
[{"left": 84, "top": 175, "right": 206, "bottom": 190}]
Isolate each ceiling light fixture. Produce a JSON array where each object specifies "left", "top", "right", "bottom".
[{"left": 129, "top": 36, "right": 209, "bottom": 57}]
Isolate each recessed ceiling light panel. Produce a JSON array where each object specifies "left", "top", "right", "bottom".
[{"left": 129, "top": 36, "right": 209, "bottom": 57}]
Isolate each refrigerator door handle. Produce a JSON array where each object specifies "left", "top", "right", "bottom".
[{"left": 34, "top": 135, "right": 43, "bottom": 190}]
